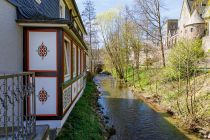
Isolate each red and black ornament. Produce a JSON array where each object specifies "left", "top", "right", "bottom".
[
  {"left": 38, "top": 88, "right": 49, "bottom": 104},
  {"left": 37, "top": 42, "right": 49, "bottom": 60}
]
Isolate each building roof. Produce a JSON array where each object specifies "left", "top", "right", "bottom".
[
  {"left": 7, "top": 0, "right": 88, "bottom": 50},
  {"left": 8, "top": 0, "right": 87, "bottom": 34},
  {"left": 186, "top": 9, "right": 205, "bottom": 26},
  {"left": 187, "top": 0, "right": 195, "bottom": 13},
  {"left": 72, "top": 0, "right": 87, "bottom": 34},
  {"left": 8, "top": 0, "right": 58, "bottom": 20},
  {"left": 7, "top": 0, "right": 20, "bottom": 6},
  {"left": 167, "top": 19, "right": 179, "bottom": 22}
]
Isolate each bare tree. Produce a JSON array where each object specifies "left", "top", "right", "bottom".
[
  {"left": 129, "top": 0, "right": 166, "bottom": 67},
  {"left": 82, "top": 0, "right": 97, "bottom": 72},
  {"left": 97, "top": 9, "right": 127, "bottom": 79}
]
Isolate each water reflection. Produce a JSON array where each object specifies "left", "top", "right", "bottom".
[{"left": 95, "top": 75, "right": 189, "bottom": 140}]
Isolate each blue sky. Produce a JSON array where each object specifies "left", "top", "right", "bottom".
[{"left": 76, "top": 0, "right": 183, "bottom": 19}]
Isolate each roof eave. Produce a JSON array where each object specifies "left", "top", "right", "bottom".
[
  {"left": 184, "top": 22, "right": 205, "bottom": 27},
  {"left": 16, "top": 20, "right": 88, "bottom": 50},
  {"left": 16, "top": 18, "right": 71, "bottom": 23},
  {"left": 71, "top": 0, "right": 87, "bottom": 35},
  {"left": 16, "top": 20, "right": 70, "bottom": 27}
]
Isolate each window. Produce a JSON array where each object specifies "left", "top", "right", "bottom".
[
  {"left": 202, "top": 3, "right": 206, "bottom": 6},
  {"left": 78, "top": 48, "right": 81, "bottom": 75},
  {"left": 59, "top": 0, "right": 65, "bottom": 18},
  {"left": 191, "top": 28, "right": 193, "bottom": 32},
  {"left": 86, "top": 54, "right": 88, "bottom": 70},
  {"left": 74, "top": 21, "right": 77, "bottom": 29},
  {"left": 81, "top": 50, "right": 83, "bottom": 73},
  {"left": 84, "top": 52, "right": 87, "bottom": 71},
  {"left": 64, "top": 40, "right": 71, "bottom": 81},
  {"left": 69, "top": 10, "right": 72, "bottom": 21},
  {"left": 35, "top": 0, "right": 41, "bottom": 4},
  {"left": 73, "top": 44, "right": 77, "bottom": 77}
]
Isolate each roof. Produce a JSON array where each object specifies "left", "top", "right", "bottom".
[
  {"left": 7, "top": 0, "right": 88, "bottom": 49},
  {"left": 179, "top": 0, "right": 191, "bottom": 20},
  {"left": 179, "top": 0, "right": 196, "bottom": 19},
  {"left": 8, "top": 0, "right": 87, "bottom": 34},
  {"left": 8, "top": 0, "right": 60, "bottom": 20},
  {"left": 72, "top": 0, "right": 87, "bottom": 34},
  {"left": 7, "top": 0, "right": 20, "bottom": 6},
  {"left": 186, "top": 9, "right": 205, "bottom": 26},
  {"left": 187, "top": 0, "right": 195, "bottom": 13},
  {"left": 167, "top": 19, "right": 179, "bottom": 22}
]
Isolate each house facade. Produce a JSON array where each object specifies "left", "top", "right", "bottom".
[
  {"left": 178, "top": 0, "right": 206, "bottom": 40},
  {"left": 1, "top": 0, "right": 88, "bottom": 130},
  {"left": 0, "top": 0, "right": 23, "bottom": 73},
  {"left": 166, "top": 0, "right": 210, "bottom": 53}
]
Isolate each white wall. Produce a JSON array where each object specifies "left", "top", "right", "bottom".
[
  {"left": 0, "top": 0, "right": 23, "bottom": 73},
  {"left": 178, "top": 0, "right": 191, "bottom": 38}
]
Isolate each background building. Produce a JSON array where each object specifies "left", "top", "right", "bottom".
[{"left": 162, "top": 19, "right": 178, "bottom": 49}]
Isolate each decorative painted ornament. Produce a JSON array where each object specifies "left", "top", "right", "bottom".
[
  {"left": 38, "top": 88, "right": 49, "bottom": 104},
  {"left": 37, "top": 42, "right": 49, "bottom": 60}
]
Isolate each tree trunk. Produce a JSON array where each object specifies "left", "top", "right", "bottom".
[
  {"left": 186, "top": 62, "right": 191, "bottom": 114},
  {"left": 160, "top": 41, "right": 166, "bottom": 67},
  {"left": 158, "top": 20, "right": 165, "bottom": 67}
]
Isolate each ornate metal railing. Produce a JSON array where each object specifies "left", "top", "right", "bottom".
[{"left": 0, "top": 72, "right": 36, "bottom": 140}]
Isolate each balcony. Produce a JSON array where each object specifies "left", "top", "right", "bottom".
[{"left": 0, "top": 72, "right": 49, "bottom": 140}]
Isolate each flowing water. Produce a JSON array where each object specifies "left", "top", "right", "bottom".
[{"left": 94, "top": 74, "right": 189, "bottom": 140}]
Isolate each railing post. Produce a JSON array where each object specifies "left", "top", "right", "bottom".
[
  {"left": 17, "top": 75, "right": 20, "bottom": 139},
  {"left": 3, "top": 75, "right": 8, "bottom": 140},
  {"left": 21, "top": 75, "right": 24, "bottom": 138},
  {"left": 12, "top": 76, "right": 15, "bottom": 140},
  {"left": 25, "top": 74, "right": 28, "bottom": 136},
  {"left": 32, "top": 72, "right": 36, "bottom": 136}
]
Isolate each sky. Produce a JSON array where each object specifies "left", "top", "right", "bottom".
[{"left": 76, "top": 0, "right": 183, "bottom": 19}]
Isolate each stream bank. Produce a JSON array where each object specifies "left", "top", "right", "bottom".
[
  {"left": 56, "top": 81, "right": 109, "bottom": 140},
  {"left": 130, "top": 86, "right": 210, "bottom": 139},
  {"left": 94, "top": 74, "right": 191, "bottom": 140}
]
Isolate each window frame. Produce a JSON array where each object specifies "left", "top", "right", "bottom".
[
  {"left": 81, "top": 50, "right": 83, "bottom": 73},
  {"left": 64, "top": 38, "right": 71, "bottom": 82},
  {"left": 78, "top": 48, "right": 81, "bottom": 75},
  {"left": 59, "top": 0, "right": 65, "bottom": 19},
  {"left": 73, "top": 44, "right": 77, "bottom": 78}
]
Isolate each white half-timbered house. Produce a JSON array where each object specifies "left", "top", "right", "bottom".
[{"left": 0, "top": 0, "right": 88, "bottom": 138}]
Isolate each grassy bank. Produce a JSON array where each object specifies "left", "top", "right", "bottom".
[
  {"left": 108, "top": 66, "right": 210, "bottom": 138},
  {"left": 56, "top": 81, "right": 105, "bottom": 140},
  {"left": 125, "top": 67, "right": 210, "bottom": 137}
]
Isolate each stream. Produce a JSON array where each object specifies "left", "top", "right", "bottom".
[{"left": 94, "top": 74, "right": 189, "bottom": 140}]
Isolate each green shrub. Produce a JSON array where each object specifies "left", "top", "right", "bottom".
[{"left": 167, "top": 39, "right": 205, "bottom": 79}]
